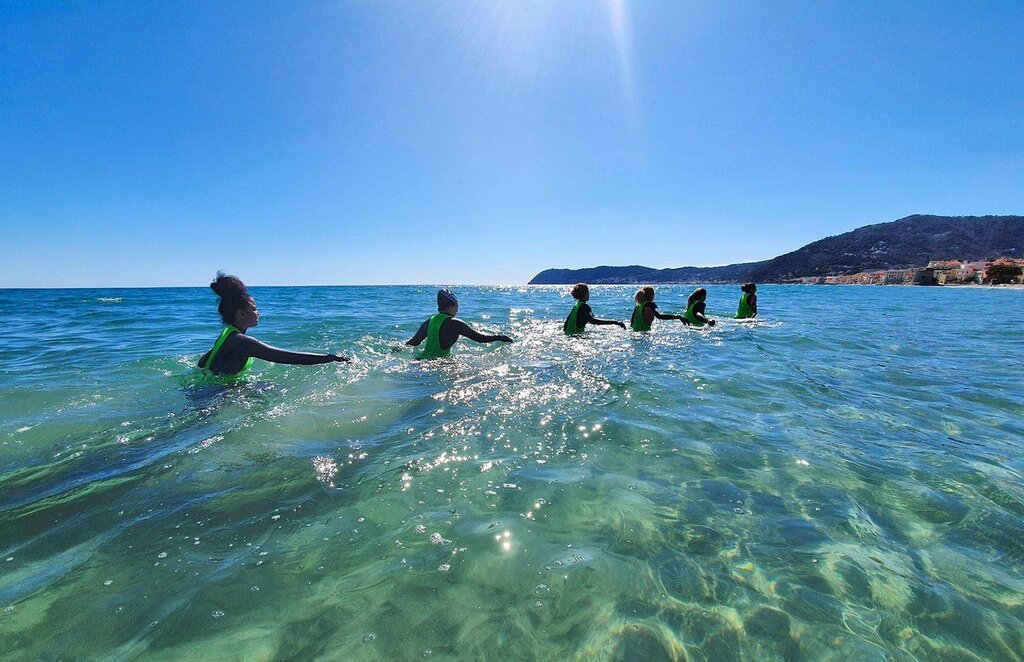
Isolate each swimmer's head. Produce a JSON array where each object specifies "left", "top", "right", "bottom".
[
  {"left": 688, "top": 287, "right": 708, "bottom": 306},
  {"left": 635, "top": 286, "right": 655, "bottom": 304},
  {"left": 571, "top": 283, "right": 589, "bottom": 302},
  {"left": 742, "top": 282, "right": 757, "bottom": 294},
  {"left": 211, "top": 272, "right": 259, "bottom": 329},
  {"left": 437, "top": 288, "right": 459, "bottom": 315}
]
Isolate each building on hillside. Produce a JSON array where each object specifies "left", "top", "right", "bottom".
[
  {"left": 927, "top": 260, "right": 962, "bottom": 271},
  {"left": 958, "top": 261, "right": 990, "bottom": 284},
  {"left": 884, "top": 269, "right": 913, "bottom": 285},
  {"left": 926, "top": 260, "right": 962, "bottom": 284},
  {"left": 912, "top": 268, "right": 937, "bottom": 285},
  {"left": 991, "top": 257, "right": 1024, "bottom": 269}
]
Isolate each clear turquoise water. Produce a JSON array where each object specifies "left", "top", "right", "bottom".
[{"left": 1, "top": 285, "right": 1022, "bottom": 661}]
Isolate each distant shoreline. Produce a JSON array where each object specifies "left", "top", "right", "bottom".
[
  {"left": 922, "top": 282, "right": 1024, "bottom": 289},
  {"left": 529, "top": 215, "right": 1024, "bottom": 285},
  {"left": 789, "top": 282, "right": 1024, "bottom": 289}
]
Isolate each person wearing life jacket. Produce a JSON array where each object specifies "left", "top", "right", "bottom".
[
  {"left": 683, "top": 288, "right": 716, "bottom": 327},
  {"left": 735, "top": 282, "right": 757, "bottom": 319},
  {"left": 563, "top": 283, "right": 626, "bottom": 335},
  {"left": 406, "top": 288, "right": 513, "bottom": 359},
  {"left": 197, "top": 273, "right": 349, "bottom": 377},
  {"left": 630, "top": 285, "right": 688, "bottom": 331}
]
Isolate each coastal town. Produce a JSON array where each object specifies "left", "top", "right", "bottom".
[{"left": 797, "top": 257, "right": 1024, "bottom": 285}]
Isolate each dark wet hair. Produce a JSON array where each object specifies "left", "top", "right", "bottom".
[
  {"left": 437, "top": 288, "right": 458, "bottom": 311},
  {"left": 687, "top": 288, "right": 707, "bottom": 306},
  {"left": 210, "top": 272, "right": 251, "bottom": 325},
  {"left": 571, "top": 283, "right": 589, "bottom": 300},
  {"left": 741, "top": 282, "right": 757, "bottom": 293}
]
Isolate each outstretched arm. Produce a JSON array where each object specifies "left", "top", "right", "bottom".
[
  {"left": 693, "top": 303, "right": 716, "bottom": 326},
  {"left": 646, "top": 303, "right": 689, "bottom": 325},
  {"left": 239, "top": 336, "right": 349, "bottom": 365},
  {"left": 406, "top": 321, "right": 428, "bottom": 346},
  {"left": 581, "top": 305, "right": 625, "bottom": 328},
  {"left": 653, "top": 310, "right": 687, "bottom": 322},
  {"left": 453, "top": 319, "right": 512, "bottom": 344},
  {"left": 749, "top": 294, "right": 757, "bottom": 317}
]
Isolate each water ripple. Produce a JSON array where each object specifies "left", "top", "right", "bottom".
[{"left": 0, "top": 285, "right": 1022, "bottom": 659}]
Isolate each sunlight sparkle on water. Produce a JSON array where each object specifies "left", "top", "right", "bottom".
[{"left": 1, "top": 285, "right": 1022, "bottom": 659}]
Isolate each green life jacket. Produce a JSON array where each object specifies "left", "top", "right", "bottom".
[
  {"left": 564, "top": 300, "right": 585, "bottom": 336},
  {"left": 630, "top": 302, "right": 652, "bottom": 331},
  {"left": 200, "top": 325, "right": 253, "bottom": 377},
  {"left": 736, "top": 292, "right": 755, "bottom": 319},
  {"left": 418, "top": 313, "right": 452, "bottom": 360},
  {"left": 684, "top": 301, "right": 705, "bottom": 327}
]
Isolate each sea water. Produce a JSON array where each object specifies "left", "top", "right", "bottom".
[{"left": 0, "top": 285, "right": 1022, "bottom": 661}]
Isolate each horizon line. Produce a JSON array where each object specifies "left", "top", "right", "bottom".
[{"left": 0, "top": 282, "right": 765, "bottom": 291}]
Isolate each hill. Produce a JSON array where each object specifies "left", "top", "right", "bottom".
[
  {"left": 528, "top": 263, "right": 756, "bottom": 285},
  {"left": 528, "top": 215, "right": 1024, "bottom": 284}
]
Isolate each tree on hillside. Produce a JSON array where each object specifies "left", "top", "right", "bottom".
[{"left": 987, "top": 263, "right": 1023, "bottom": 284}]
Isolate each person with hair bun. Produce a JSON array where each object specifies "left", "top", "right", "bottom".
[
  {"left": 563, "top": 283, "right": 625, "bottom": 335},
  {"left": 735, "top": 283, "right": 757, "bottom": 319},
  {"left": 630, "top": 285, "right": 688, "bottom": 331},
  {"left": 198, "top": 272, "right": 349, "bottom": 377}
]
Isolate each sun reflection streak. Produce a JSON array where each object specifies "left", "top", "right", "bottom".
[{"left": 606, "top": 0, "right": 638, "bottom": 121}]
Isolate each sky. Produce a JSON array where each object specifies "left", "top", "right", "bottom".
[{"left": 1, "top": 1, "right": 1022, "bottom": 287}]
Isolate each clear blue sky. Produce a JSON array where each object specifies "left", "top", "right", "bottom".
[{"left": 2, "top": 1, "right": 1022, "bottom": 287}]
